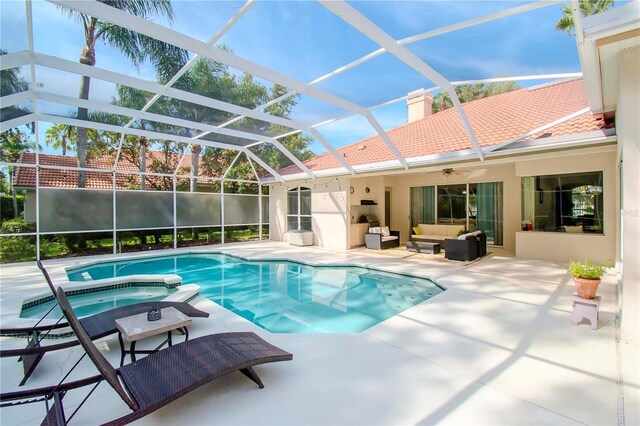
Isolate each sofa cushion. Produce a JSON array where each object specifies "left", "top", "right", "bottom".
[
  {"left": 381, "top": 226, "right": 391, "bottom": 237},
  {"left": 418, "top": 224, "right": 465, "bottom": 237},
  {"left": 381, "top": 236, "right": 398, "bottom": 242},
  {"left": 564, "top": 225, "right": 582, "bottom": 233}
]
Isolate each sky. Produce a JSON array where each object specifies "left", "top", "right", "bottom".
[{"left": 0, "top": 0, "right": 595, "bottom": 159}]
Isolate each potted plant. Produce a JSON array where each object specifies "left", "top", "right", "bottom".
[{"left": 568, "top": 260, "right": 607, "bottom": 299}]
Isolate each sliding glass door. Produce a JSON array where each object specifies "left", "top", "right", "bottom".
[
  {"left": 410, "top": 181, "right": 503, "bottom": 245},
  {"left": 437, "top": 185, "right": 467, "bottom": 226},
  {"left": 475, "top": 182, "right": 503, "bottom": 245}
]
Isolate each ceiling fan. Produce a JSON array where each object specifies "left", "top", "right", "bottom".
[{"left": 442, "top": 168, "right": 463, "bottom": 176}]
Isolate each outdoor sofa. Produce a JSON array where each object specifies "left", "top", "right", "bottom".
[{"left": 410, "top": 224, "right": 466, "bottom": 242}]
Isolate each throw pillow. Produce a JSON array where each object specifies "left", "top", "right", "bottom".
[
  {"left": 458, "top": 233, "right": 470, "bottom": 240},
  {"left": 412, "top": 226, "right": 422, "bottom": 235},
  {"left": 369, "top": 227, "right": 381, "bottom": 234},
  {"left": 381, "top": 226, "right": 391, "bottom": 237}
]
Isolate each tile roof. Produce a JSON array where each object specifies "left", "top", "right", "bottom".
[
  {"left": 14, "top": 151, "right": 193, "bottom": 189},
  {"left": 280, "top": 79, "right": 610, "bottom": 175}
]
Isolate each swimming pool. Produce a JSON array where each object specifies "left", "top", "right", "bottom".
[{"left": 67, "top": 254, "right": 445, "bottom": 333}]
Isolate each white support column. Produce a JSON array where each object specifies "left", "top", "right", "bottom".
[
  {"left": 25, "top": 0, "right": 40, "bottom": 259},
  {"left": 173, "top": 176, "right": 177, "bottom": 250},
  {"left": 259, "top": 183, "right": 263, "bottom": 241},
  {"left": 220, "top": 179, "right": 225, "bottom": 245},
  {"left": 112, "top": 171, "right": 117, "bottom": 254}
]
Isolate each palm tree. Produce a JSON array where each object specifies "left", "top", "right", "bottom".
[
  {"left": 1, "top": 49, "right": 31, "bottom": 125},
  {"left": 556, "top": 0, "right": 615, "bottom": 34},
  {"left": 57, "top": 0, "right": 188, "bottom": 187},
  {"left": 44, "top": 123, "right": 76, "bottom": 156}
]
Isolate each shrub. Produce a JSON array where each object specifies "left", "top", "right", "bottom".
[
  {"left": 0, "top": 236, "right": 36, "bottom": 263},
  {"left": 1, "top": 217, "right": 35, "bottom": 234},
  {"left": 568, "top": 260, "right": 607, "bottom": 280}
]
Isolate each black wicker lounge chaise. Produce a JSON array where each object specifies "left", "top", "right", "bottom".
[
  {"left": 0, "top": 261, "right": 209, "bottom": 386},
  {"left": 0, "top": 288, "right": 293, "bottom": 426}
]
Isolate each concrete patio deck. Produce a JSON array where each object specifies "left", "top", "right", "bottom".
[{"left": 1, "top": 241, "right": 637, "bottom": 425}]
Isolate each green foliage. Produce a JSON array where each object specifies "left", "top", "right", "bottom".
[
  {"left": 432, "top": 82, "right": 521, "bottom": 113},
  {"left": 568, "top": 260, "right": 607, "bottom": 280},
  {"left": 1, "top": 217, "right": 35, "bottom": 234},
  {"left": 0, "top": 218, "right": 36, "bottom": 263},
  {"left": 44, "top": 123, "right": 77, "bottom": 156},
  {"left": 556, "top": 0, "right": 614, "bottom": 35},
  {"left": 0, "top": 236, "right": 36, "bottom": 263},
  {"left": 1, "top": 195, "right": 24, "bottom": 221}
]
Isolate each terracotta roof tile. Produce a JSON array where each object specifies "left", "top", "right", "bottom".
[
  {"left": 14, "top": 152, "right": 193, "bottom": 189},
  {"left": 280, "top": 79, "right": 606, "bottom": 175}
]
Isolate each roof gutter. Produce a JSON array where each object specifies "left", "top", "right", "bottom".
[{"left": 262, "top": 131, "right": 617, "bottom": 184}]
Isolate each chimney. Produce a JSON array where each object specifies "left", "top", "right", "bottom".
[{"left": 407, "top": 89, "right": 433, "bottom": 123}]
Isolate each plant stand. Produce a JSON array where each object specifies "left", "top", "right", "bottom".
[{"left": 571, "top": 295, "right": 600, "bottom": 330}]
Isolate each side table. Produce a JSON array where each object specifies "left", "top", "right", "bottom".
[
  {"left": 571, "top": 295, "right": 600, "bottom": 330},
  {"left": 115, "top": 306, "right": 192, "bottom": 366}
]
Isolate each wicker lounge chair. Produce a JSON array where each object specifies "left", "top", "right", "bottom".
[
  {"left": 0, "top": 287, "right": 293, "bottom": 426},
  {"left": 0, "top": 261, "right": 209, "bottom": 386}
]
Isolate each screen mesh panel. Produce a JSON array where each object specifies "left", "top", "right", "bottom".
[
  {"left": 224, "top": 194, "right": 260, "bottom": 225},
  {"left": 39, "top": 188, "right": 113, "bottom": 232},
  {"left": 116, "top": 191, "right": 173, "bottom": 229},
  {"left": 176, "top": 192, "right": 221, "bottom": 227}
]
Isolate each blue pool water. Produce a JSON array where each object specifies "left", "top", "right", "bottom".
[
  {"left": 20, "top": 287, "right": 175, "bottom": 319},
  {"left": 65, "top": 254, "right": 444, "bottom": 333}
]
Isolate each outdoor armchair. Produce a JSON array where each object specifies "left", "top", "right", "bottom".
[{"left": 365, "top": 227, "right": 400, "bottom": 250}]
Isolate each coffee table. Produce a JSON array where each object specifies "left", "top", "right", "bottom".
[
  {"left": 115, "top": 306, "right": 192, "bottom": 366},
  {"left": 406, "top": 240, "right": 441, "bottom": 254}
]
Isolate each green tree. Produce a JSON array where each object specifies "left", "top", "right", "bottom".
[
  {"left": 556, "top": 0, "right": 614, "bottom": 34},
  {"left": 432, "top": 82, "right": 521, "bottom": 113},
  {"left": 0, "top": 130, "right": 33, "bottom": 218},
  {"left": 168, "top": 57, "right": 236, "bottom": 191},
  {"left": 44, "top": 123, "right": 76, "bottom": 156},
  {"left": 57, "top": 0, "right": 188, "bottom": 188}
]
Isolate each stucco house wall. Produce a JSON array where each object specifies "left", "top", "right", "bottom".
[
  {"left": 269, "top": 177, "right": 349, "bottom": 251},
  {"left": 269, "top": 147, "right": 617, "bottom": 265}
]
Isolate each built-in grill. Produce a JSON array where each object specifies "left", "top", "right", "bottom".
[{"left": 358, "top": 214, "right": 380, "bottom": 228}]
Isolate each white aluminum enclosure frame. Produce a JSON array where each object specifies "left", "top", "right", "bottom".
[
  {"left": 0, "top": 0, "right": 598, "bottom": 260},
  {"left": 1, "top": 0, "right": 583, "bottom": 183}
]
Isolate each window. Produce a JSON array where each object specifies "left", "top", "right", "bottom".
[
  {"left": 521, "top": 172, "right": 603, "bottom": 234},
  {"left": 287, "top": 187, "right": 311, "bottom": 231}
]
